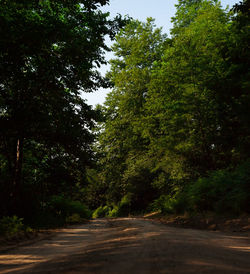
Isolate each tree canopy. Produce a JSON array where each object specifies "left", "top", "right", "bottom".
[
  {"left": 0, "top": 0, "right": 124, "bottom": 219},
  {"left": 93, "top": 0, "right": 250, "bottom": 216},
  {"left": 0, "top": 0, "right": 249, "bottom": 226}
]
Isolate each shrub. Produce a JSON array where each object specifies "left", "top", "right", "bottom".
[
  {"left": 92, "top": 206, "right": 110, "bottom": 218},
  {"left": 116, "top": 193, "right": 132, "bottom": 216},
  {"left": 0, "top": 216, "right": 24, "bottom": 236},
  {"left": 170, "top": 192, "right": 188, "bottom": 214},
  {"left": 167, "top": 160, "right": 250, "bottom": 215},
  {"left": 66, "top": 213, "right": 84, "bottom": 224},
  {"left": 187, "top": 161, "right": 250, "bottom": 214},
  {"left": 107, "top": 206, "right": 119, "bottom": 217},
  {"left": 49, "top": 196, "right": 92, "bottom": 219},
  {"left": 92, "top": 193, "right": 134, "bottom": 218},
  {"left": 149, "top": 195, "right": 177, "bottom": 214},
  {"left": 149, "top": 160, "right": 250, "bottom": 216}
]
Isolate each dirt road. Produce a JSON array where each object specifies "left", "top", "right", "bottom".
[{"left": 0, "top": 218, "right": 250, "bottom": 273}]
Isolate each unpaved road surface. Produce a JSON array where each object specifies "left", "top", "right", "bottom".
[{"left": 0, "top": 218, "right": 250, "bottom": 273}]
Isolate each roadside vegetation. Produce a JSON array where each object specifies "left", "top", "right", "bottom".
[
  {"left": 0, "top": 0, "right": 125, "bottom": 236},
  {"left": 0, "top": 0, "right": 249, "bottom": 237},
  {"left": 89, "top": 0, "right": 250, "bottom": 219}
]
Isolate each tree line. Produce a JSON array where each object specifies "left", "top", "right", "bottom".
[
  {"left": 89, "top": 0, "right": 250, "bottom": 217},
  {"left": 0, "top": 0, "right": 125, "bottom": 228},
  {"left": 0, "top": 0, "right": 249, "bottom": 229}
]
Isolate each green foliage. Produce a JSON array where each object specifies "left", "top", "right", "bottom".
[
  {"left": 49, "top": 196, "right": 92, "bottom": 219},
  {"left": 147, "top": 1, "right": 233, "bottom": 180},
  {"left": 66, "top": 213, "right": 86, "bottom": 224},
  {"left": 94, "top": 0, "right": 250, "bottom": 216},
  {"left": 1, "top": 0, "right": 248, "bottom": 221},
  {"left": 0, "top": 216, "right": 24, "bottom": 236},
  {"left": 83, "top": 168, "right": 108, "bottom": 210},
  {"left": 30, "top": 196, "right": 92, "bottom": 227},
  {"left": 92, "top": 193, "right": 133, "bottom": 218},
  {"left": 117, "top": 193, "right": 133, "bottom": 216},
  {"left": 107, "top": 206, "right": 120, "bottom": 217},
  {"left": 96, "top": 18, "right": 166, "bottom": 208},
  {"left": 149, "top": 194, "right": 185, "bottom": 214},
  {"left": 0, "top": 0, "right": 125, "bottom": 223},
  {"left": 151, "top": 160, "right": 250, "bottom": 215},
  {"left": 30, "top": 211, "right": 65, "bottom": 228},
  {"left": 92, "top": 205, "right": 111, "bottom": 218},
  {"left": 187, "top": 161, "right": 250, "bottom": 214}
]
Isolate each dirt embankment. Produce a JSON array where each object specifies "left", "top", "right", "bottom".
[
  {"left": 0, "top": 218, "right": 250, "bottom": 274},
  {"left": 143, "top": 213, "right": 250, "bottom": 234},
  {"left": 0, "top": 230, "right": 56, "bottom": 254}
]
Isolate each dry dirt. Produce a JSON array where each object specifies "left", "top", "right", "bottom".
[
  {"left": 143, "top": 213, "right": 250, "bottom": 232},
  {"left": 0, "top": 218, "right": 250, "bottom": 273}
]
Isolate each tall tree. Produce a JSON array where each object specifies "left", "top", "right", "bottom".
[
  {"left": 146, "top": 1, "right": 235, "bottom": 179},
  {"left": 0, "top": 0, "right": 122, "bottom": 215},
  {"left": 95, "top": 0, "right": 249, "bottom": 212},
  {"left": 98, "top": 19, "right": 166, "bottom": 207}
]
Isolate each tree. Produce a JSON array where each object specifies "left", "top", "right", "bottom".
[
  {"left": 95, "top": 0, "right": 250, "bottom": 214},
  {"left": 98, "top": 18, "right": 166, "bottom": 207},
  {"left": 0, "top": 0, "right": 123, "bottom": 215},
  {"left": 146, "top": 1, "right": 234, "bottom": 179},
  {"left": 225, "top": 0, "right": 250, "bottom": 162}
]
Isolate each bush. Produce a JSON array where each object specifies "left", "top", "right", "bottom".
[
  {"left": 0, "top": 216, "right": 24, "bottom": 236},
  {"left": 49, "top": 196, "right": 92, "bottom": 219},
  {"left": 149, "top": 195, "right": 178, "bottom": 214},
  {"left": 31, "top": 196, "right": 92, "bottom": 227},
  {"left": 165, "top": 160, "right": 250, "bottom": 215},
  {"left": 116, "top": 193, "right": 132, "bottom": 216},
  {"left": 149, "top": 160, "right": 250, "bottom": 216},
  {"left": 107, "top": 206, "right": 119, "bottom": 217},
  {"left": 66, "top": 213, "right": 85, "bottom": 224},
  {"left": 187, "top": 161, "right": 250, "bottom": 214},
  {"left": 92, "top": 205, "right": 110, "bottom": 218},
  {"left": 172, "top": 192, "right": 189, "bottom": 214},
  {"left": 92, "top": 193, "right": 134, "bottom": 218},
  {"left": 30, "top": 210, "right": 65, "bottom": 228}
]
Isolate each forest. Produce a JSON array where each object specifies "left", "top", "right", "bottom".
[{"left": 0, "top": 0, "right": 249, "bottom": 234}]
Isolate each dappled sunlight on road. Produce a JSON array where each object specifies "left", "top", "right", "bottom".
[
  {"left": 0, "top": 219, "right": 249, "bottom": 273},
  {"left": 226, "top": 245, "right": 250, "bottom": 252},
  {"left": 0, "top": 254, "right": 46, "bottom": 264}
]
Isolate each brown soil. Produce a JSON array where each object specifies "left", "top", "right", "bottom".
[
  {"left": 0, "top": 230, "right": 56, "bottom": 254},
  {"left": 143, "top": 212, "right": 250, "bottom": 234},
  {"left": 0, "top": 218, "right": 249, "bottom": 273},
  {"left": 0, "top": 221, "right": 89, "bottom": 253}
]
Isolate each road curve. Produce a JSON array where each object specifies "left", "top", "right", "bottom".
[{"left": 0, "top": 218, "right": 249, "bottom": 273}]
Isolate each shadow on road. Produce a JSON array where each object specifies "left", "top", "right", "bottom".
[{"left": 0, "top": 218, "right": 249, "bottom": 273}]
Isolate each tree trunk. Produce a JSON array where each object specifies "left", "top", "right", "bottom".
[{"left": 11, "top": 137, "right": 24, "bottom": 213}]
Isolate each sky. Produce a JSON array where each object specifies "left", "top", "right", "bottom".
[{"left": 83, "top": 0, "right": 239, "bottom": 106}]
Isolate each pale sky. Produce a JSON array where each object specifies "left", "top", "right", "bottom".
[{"left": 83, "top": 0, "right": 239, "bottom": 106}]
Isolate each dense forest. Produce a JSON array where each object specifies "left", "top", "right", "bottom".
[{"left": 0, "top": 0, "right": 249, "bottom": 233}]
